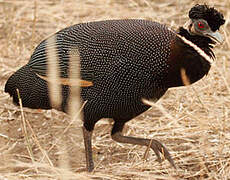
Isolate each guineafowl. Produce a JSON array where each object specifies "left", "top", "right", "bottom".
[{"left": 5, "top": 4, "right": 225, "bottom": 171}]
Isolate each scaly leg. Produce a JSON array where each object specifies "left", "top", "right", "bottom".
[
  {"left": 111, "top": 122, "right": 176, "bottom": 168},
  {"left": 82, "top": 126, "right": 94, "bottom": 172}
]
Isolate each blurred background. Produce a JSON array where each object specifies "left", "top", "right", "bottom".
[{"left": 0, "top": 0, "right": 230, "bottom": 179}]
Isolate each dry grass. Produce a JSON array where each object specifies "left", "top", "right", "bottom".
[{"left": 1, "top": 0, "right": 230, "bottom": 179}]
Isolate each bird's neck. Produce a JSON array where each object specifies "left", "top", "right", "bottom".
[
  {"left": 163, "top": 27, "right": 213, "bottom": 88},
  {"left": 178, "top": 27, "right": 215, "bottom": 58}
]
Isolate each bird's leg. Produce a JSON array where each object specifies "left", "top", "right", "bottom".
[
  {"left": 82, "top": 126, "right": 94, "bottom": 172},
  {"left": 111, "top": 122, "right": 176, "bottom": 168}
]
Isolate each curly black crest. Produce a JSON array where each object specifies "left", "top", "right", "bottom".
[{"left": 189, "top": 4, "right": 225, "bottom": 31}]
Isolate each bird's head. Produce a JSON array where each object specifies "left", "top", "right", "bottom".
[{"left": 184, "top": 4, "right": 225, "bottom": 44}]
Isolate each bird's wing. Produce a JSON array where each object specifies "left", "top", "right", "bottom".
[{"left": 28, "top": 33, "right": 94, "bottom": 87}]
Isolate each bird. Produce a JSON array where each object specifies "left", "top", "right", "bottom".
[{"left": 5, "top": 4, "right": 225, "bottom": 172}]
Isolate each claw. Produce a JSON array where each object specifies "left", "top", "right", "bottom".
[
  {"left": 111, "top": 130, "right": 176, "bottom": 169},
  {"left": 150, "top": 139, "right": 176, "bottom": 169}
]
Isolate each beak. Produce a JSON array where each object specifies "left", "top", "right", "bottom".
[{"left": 205, "top": 31, "right": 224, "bottom": 44}]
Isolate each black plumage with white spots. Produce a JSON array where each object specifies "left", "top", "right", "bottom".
[{"left": 5, "top": 4, "right": 225, "bottom": 171}]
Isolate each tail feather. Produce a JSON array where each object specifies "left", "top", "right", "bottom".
[{"left": 5, "top": 65, "right": 52, "bottom": 110}]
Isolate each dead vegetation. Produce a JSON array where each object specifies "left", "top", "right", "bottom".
[{"left": 0, "top": 0, "right": 230, "bottom": 179}]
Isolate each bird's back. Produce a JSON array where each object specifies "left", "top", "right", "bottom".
[
  {"left": 27, "top": 19, "right": 176, "bottom": 117},
  {"left": 6, "top": 19, "right": 177, "bottom": 119},
  {"left": 29, "top": 19, "right": 175, "bottom": 76}
]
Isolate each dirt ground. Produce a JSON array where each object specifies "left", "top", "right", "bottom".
[{"left": 0, "top": 0, "right": 230, "bottom": 179}]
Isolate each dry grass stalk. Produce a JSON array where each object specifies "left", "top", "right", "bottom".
[
  {"left": 67, "top": 48, "right": 81, "bottom": 118},
  {"left": 36, "top": 73, "right": 93, "bottom": 87},
  {"left": 57, "top": 140, "right": 71, "bottom": 180},
  {"left": 31, "top": 0, "right": 37, "bottom": 42},
  {"left": 45, "top": 38, "right": 85, "bottom": 174},
  {"left": 1, "top": 0, "right": 230, "bottom": 179},
  {"left": 16, "top": 89, "right": 54, "bottom": 168},
  {"left": 16, "top": 89, "right": 38, "bottom": 173},
  {"left": 46, "top": 35, "right": 62, "bottom": 109},
  {"left": 143, "top": 138, "right": 153, "bottom": 160}
]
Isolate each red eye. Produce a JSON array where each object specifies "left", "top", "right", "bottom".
[{"left": 198, "top": 22, "right": 205, "bottom": 29}]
